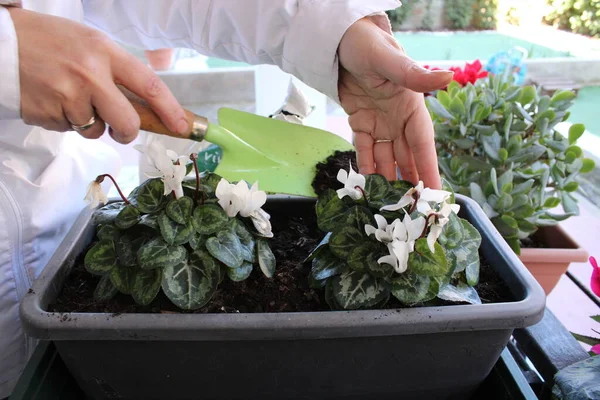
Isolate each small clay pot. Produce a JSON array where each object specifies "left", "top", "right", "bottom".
[{"left": 144, "top": 48, "right": 174, "bottom": 71}]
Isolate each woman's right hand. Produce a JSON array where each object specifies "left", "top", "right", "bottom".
[{"left": 9, "top": 8, "right": 188, "bottom": 144}]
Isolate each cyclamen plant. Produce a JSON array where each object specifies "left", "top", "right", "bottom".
[
  {"left": 307, "top": 164, "right": 483, "bottom": 310},
  {"left": 82, "top": 142, "right": 276, "bottom": 310}
]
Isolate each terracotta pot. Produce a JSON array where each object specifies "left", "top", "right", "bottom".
[
  {"left": 144, "top": 48, "right": 174, "bottom": 71},
  {"left": 519, "top": 225, "right": 588, "bottom": 295}
]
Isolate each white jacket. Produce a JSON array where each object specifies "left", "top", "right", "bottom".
[{"left": 0, "top": 0, "right": 399, "bottom": 396}]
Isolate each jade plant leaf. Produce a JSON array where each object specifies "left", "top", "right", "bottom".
[
  {"left": 311, "top": 248, "right": 346, "bottom": 281},
  {"left": 137, "top": 237, "right": 187, "bottom": 270},
  {"left": 130, "top": 178, "right": 166, "bottom": 214},
  {"left": 437, "top": 282, "right": 482, "bottom": 305},
  {"left": 232, "top": 219, "right": 256, "bottom": 263},
  {"left": 347, "top": 242, "right": 381, "bottom": 273},
  {"left": 391, "top": 273, "right": 440, "bottom": 305},
  {"left": 329, "top": 225, "right": 364, "bottom": 260},
  {"left": 166, "top": 197, "right": 193, "bottom": 224},
  {"left": 205, "top": 230, "right": 243, "bottom": 268},
  {"left": 316, "top": 189, "right": 348, "bottom": 232},
  {"left": 114, "top": 205, "right": 141, "bottom": 230},
  {"left": 407, "top": 239, "right": 449, "bottom": 278},
  {"left": 331, "top": 271, "right": 389, "bottom": 310},
  {"left": 132, "top": 269, "right": 162, "bottom": 305},
  {"left": 192, "top": 204, "right": 229, "bottom": 235},
  {"left": 227, "top": 262, "right": 253, "bottom": 282},
  {"left": 84, "top": 239, "right": 118, "bottom": 275},
  {"left": 92, "top": 202, "right": 125, "bottom": 226},
  {"left": 109, "top": 264, "right": 138, "bottom": 295},
  {"left": 93, "top": 274, "right": 118, "bottom": 301},
  {"left": 161, "top": 249, "right": 220, "bottom": 310},
  {"left": 188, "top": 232, "right": 207, "bottom": 251},
  {"left": 257, "top": 238, "right": 276, "bottom": 278},
  {"left": 97, "top": 223, "right": 121, "bottom": 241},
  {"left": 364, "top": 174, "right": 391, "bottom": 201}
]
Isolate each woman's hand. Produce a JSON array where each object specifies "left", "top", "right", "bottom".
[
  {"left": 9, "top": 8, "right": 187, "bottom": 143},
  {"left": 338, "top": 17, "right": 453, "bottom": 189}
]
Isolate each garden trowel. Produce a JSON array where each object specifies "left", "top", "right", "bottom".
[{"left": 120, "top": 86, "right": 354, "bottom": 198}]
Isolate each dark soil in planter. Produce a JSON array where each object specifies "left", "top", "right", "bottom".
[
  {"left": 519, "top": 235, "right": 548, "bottom": 249},
  {"left": 49, "top": 150, "right": 513, "bottom": 314}
]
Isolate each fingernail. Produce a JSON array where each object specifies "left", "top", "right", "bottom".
[
  {"left": 109, "top": 127, "right": 124, "bottom": 143},
  {"left": 177, "top": 118, "right": 189, "bottom": 135}
]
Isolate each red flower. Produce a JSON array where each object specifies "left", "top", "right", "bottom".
[
  {"left": 423, "top": 59, "right": 488, "bottom": 91},
  {"left": 590, "top": 256, "right": 600, "bottom": 297},
  {"left": 592, "top": 344, "right": 600, "bottom": 355}
]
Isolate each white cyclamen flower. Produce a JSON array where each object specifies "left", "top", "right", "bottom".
[
  {"left": 426, "top": 201, "right": 461, "bottom": 253},
  {"left": 336, "top": 162, "right": 366, "bottom": 200},
  {"left": 380, "top": 181, "right": 452, "bottom": 214},
  {"left": 365, "top": 214, "right": 398, "bottom": 242},
  {"left": 134, "top": 141, "right": 187, "bottom": 198},
  {"left": 377, "top": 214, "right": 426, "bottom": 274},
  {"left": 84, "top": 180, "right": 108, "bottom": 208}
]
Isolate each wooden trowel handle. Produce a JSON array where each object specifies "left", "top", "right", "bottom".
[{"left": 117, "top": 85, "right": 209, "bottom": 142}]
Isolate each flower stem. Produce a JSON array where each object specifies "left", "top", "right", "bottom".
[
  {"left": 408, "top": 192, "right": 420, "bottom": 215},
  {"left": 355, "top": 186, "right": 369, "bottom": 206},
  {"left": 96, "top": 174, "right": 130, "bottom": 205},
  {"left": 189, "top": 153, "right": 204, "bottom": 204},
  {"left": 420, "top": 213, "right": 437, "bottom": 239}
]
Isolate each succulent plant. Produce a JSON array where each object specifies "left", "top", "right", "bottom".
[{"left": 427, "top": 74, "right": 595, "bottom": 254}]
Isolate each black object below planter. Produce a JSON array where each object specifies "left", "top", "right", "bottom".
[{"left": 20, "top": 195, "right": 546, "bottom": 400}]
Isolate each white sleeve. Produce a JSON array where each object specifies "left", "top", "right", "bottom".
[
  {"left": 0, "top": 3, "right": 22, "bottom": 120},
  {"left": 82, "top": 0, "right": 400, "bottom": 102}
]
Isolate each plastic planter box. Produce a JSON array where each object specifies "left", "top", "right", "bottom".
[{"left": 20, "top": 195, "right": 546, "bottom": 400}]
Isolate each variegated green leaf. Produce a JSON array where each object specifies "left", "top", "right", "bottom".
[
  {"left": 231, "top": 219, "right": 256, "bottom": 262},
  {"left": 391, "top": 273, "right": 440, "bottom": 305},
  {"left": 311, "top": 247, "right": 346, "bottom": 281},
  {"left": 138, "top": 213, "right": 159, "bottom": 230},
  {"left": 227, "top": 262, "right": 253, "bottom": 282},
  {"left": 316, "top": 189, "right": 348, "bottom": 232},
  {"left": 109, "top": 264, "right": 138, "bottom": 294},
  {"left": 257, "top": 238, "right": 276, "bottom": 278},
  {"left": 329, "top": 226, "right": 364, "bottom": 260},
  {"left": 331, "top": 271, "right": 389, "bottom": 310},
  {"left": 347, "top": 242, "right": 381, "bottom": 273},
  {"left": 188, "top": 232, "right": 207, "bottom": 251},
  {"left": 84, "top": 239, "right": 117, "bottom": 275},
  {"left": 137, "top": 237, "right": 187, "bottom": 270},
  {"left": 192, "top": 204, "right": 229, "bottom": 235},
  {"left": 304, "top": 233, "right": 331, "bottom": 263},
  {"left": 116, "top": 235, "right": 143, "bottom": 267},
  {"left": 407, "top": 239, "right": 449, "bottom": 278},
  {"left": 166, "top": 197, "right": 193, "bottom": 224},
  {"left": 158, "top": 212, "right": 195, "bottom": 246},
  {"left": 364, "top": 174, "right": 391, "bottom": 201},
  {"left": 132, "top": 268, "right": 162, "bottom": 305},
  {"left": 161, "top": 249, "right": 219, "bottom": 310},
  {"left": 93, "top": 274, "right": 118, "bottom": 301},
  {"left": 340, "top": 206, "right": 375, "bottom": 231},
  {"left": 437, "top": 282, "right": 481, "bottom": 305},
  {"left": 205, "top": 230, "right": 243, "bottom": 268},
  {"left": 92, "top": 202, "right": 125, "bottom": 226},
  {"left": 114, "top": 205, "right": 140, "bottom": 229},
  {"left": 97, "top": 224, "right": 120, "bottom": 241},
  {"left": 129, "top": 178, "right": 166, "bottom": 214},
  {"left": 440, "top": 212, "right": 464, "bottom": 249}
]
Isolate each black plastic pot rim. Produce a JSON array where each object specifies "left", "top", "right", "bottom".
[{"left": 20, "top": 194, "right": 546, "bottom": 342}]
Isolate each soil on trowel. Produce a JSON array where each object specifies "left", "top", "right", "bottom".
[{"left": 50, "top": 151, "right": 513, "bottom": 314}]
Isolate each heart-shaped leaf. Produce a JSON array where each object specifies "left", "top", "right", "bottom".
[
  {"left": 316, "top": 189, "right": 349, "bottom": 232},
  {"left": 92, "top": 202, "right": 125, "bottom": 226},
  {"left": 188, "top": 232, "right": 207, "bottom": 251},
  {"left": 137, "top": 237, "right": 187, "bottom": 270},
  {"left": 138, "top": 213, "right": 160, "bottom": 230},
  {"left": 364, "top": 174, "right": 391, "bottom": 201},
  {"left": 109, "top": 264, "right": 138, "bottom": 294},
  {"left": 311, "top": 247, "right": 345, "bottom": 281},
  {"left": 340, "top": 206, "right": 375, "bottom": 231},
  {"left": 408, "top": 239, "right": 449, "bottom": 278},
  {"left": 304, "top": 232, "right": 331, "bottom": 263},
  {"left": 97, "top": 224, "right": 121, "bottom": 241},
  {"left": 392, "top": 274, "right": 440, "bottom": 305},
  {"left": 329, "top": 225, "right": 364, "bottom": 260},
  {"left": 440, "top": 212, "right": 464, "bottom": 249},
  {"left": 84, "top": 240, "right": 117, "bottom": 275},
  {"left": 347, "top": 242, "right": 382, "bottom": 273},
  {"left": 227, "top": 262, "right": 253, "bottom": 282},
  {"left": 93, "top": 274, "right": 118, "bottom": 301},
  {"left": 166, "top": 197, "right": 193, "bottom": 224},
  {"left": 162, "top": 249, "right": 219, "bottom": 310},
  {"left": 257, "top": 238, "right": 276, "bottom": 278},
  {"left": 193, "top": 204, "right": 229, "bottom": 235},
  {"left": 206, "top": 230, "right": 243, "bottom": 268},
  {"left": 132, "top": 269, "right": 162, "bottom": 305},
  {"left": 231, "top": 219, "right": 256, "bottom": 262},
  {"left": 115, "top": 205, "right": 141, "bottom": 229},
  {"left": 331, "top": 271, "right": 389, "bottom": 310},
  {"left": 129, "top": 178, "right": 166, "bottom": 214},
  {"left": 116, "top": 235, "right": 144, "bottom": 267},
  {"left": 158, "top": 212, "right": 195, "bottom": 246},
  {"left": 437, "top": 282, "right": 481, "bottom": 305}
]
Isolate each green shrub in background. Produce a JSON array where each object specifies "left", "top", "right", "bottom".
[
  {"left": 446, "top": 0, "right": 477, "bottom": 29},
  {"left": 427, "top": 75, "right": 595, "bottom": 254},
  {"left": 544, "top": 0, "right": 600, "bottom": 38},
  {"left": 472, "top": 0, "right": 498, "bottom": 30},
  {"left": 386, "top": 1, "right": 421, "bottom": 30}
]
